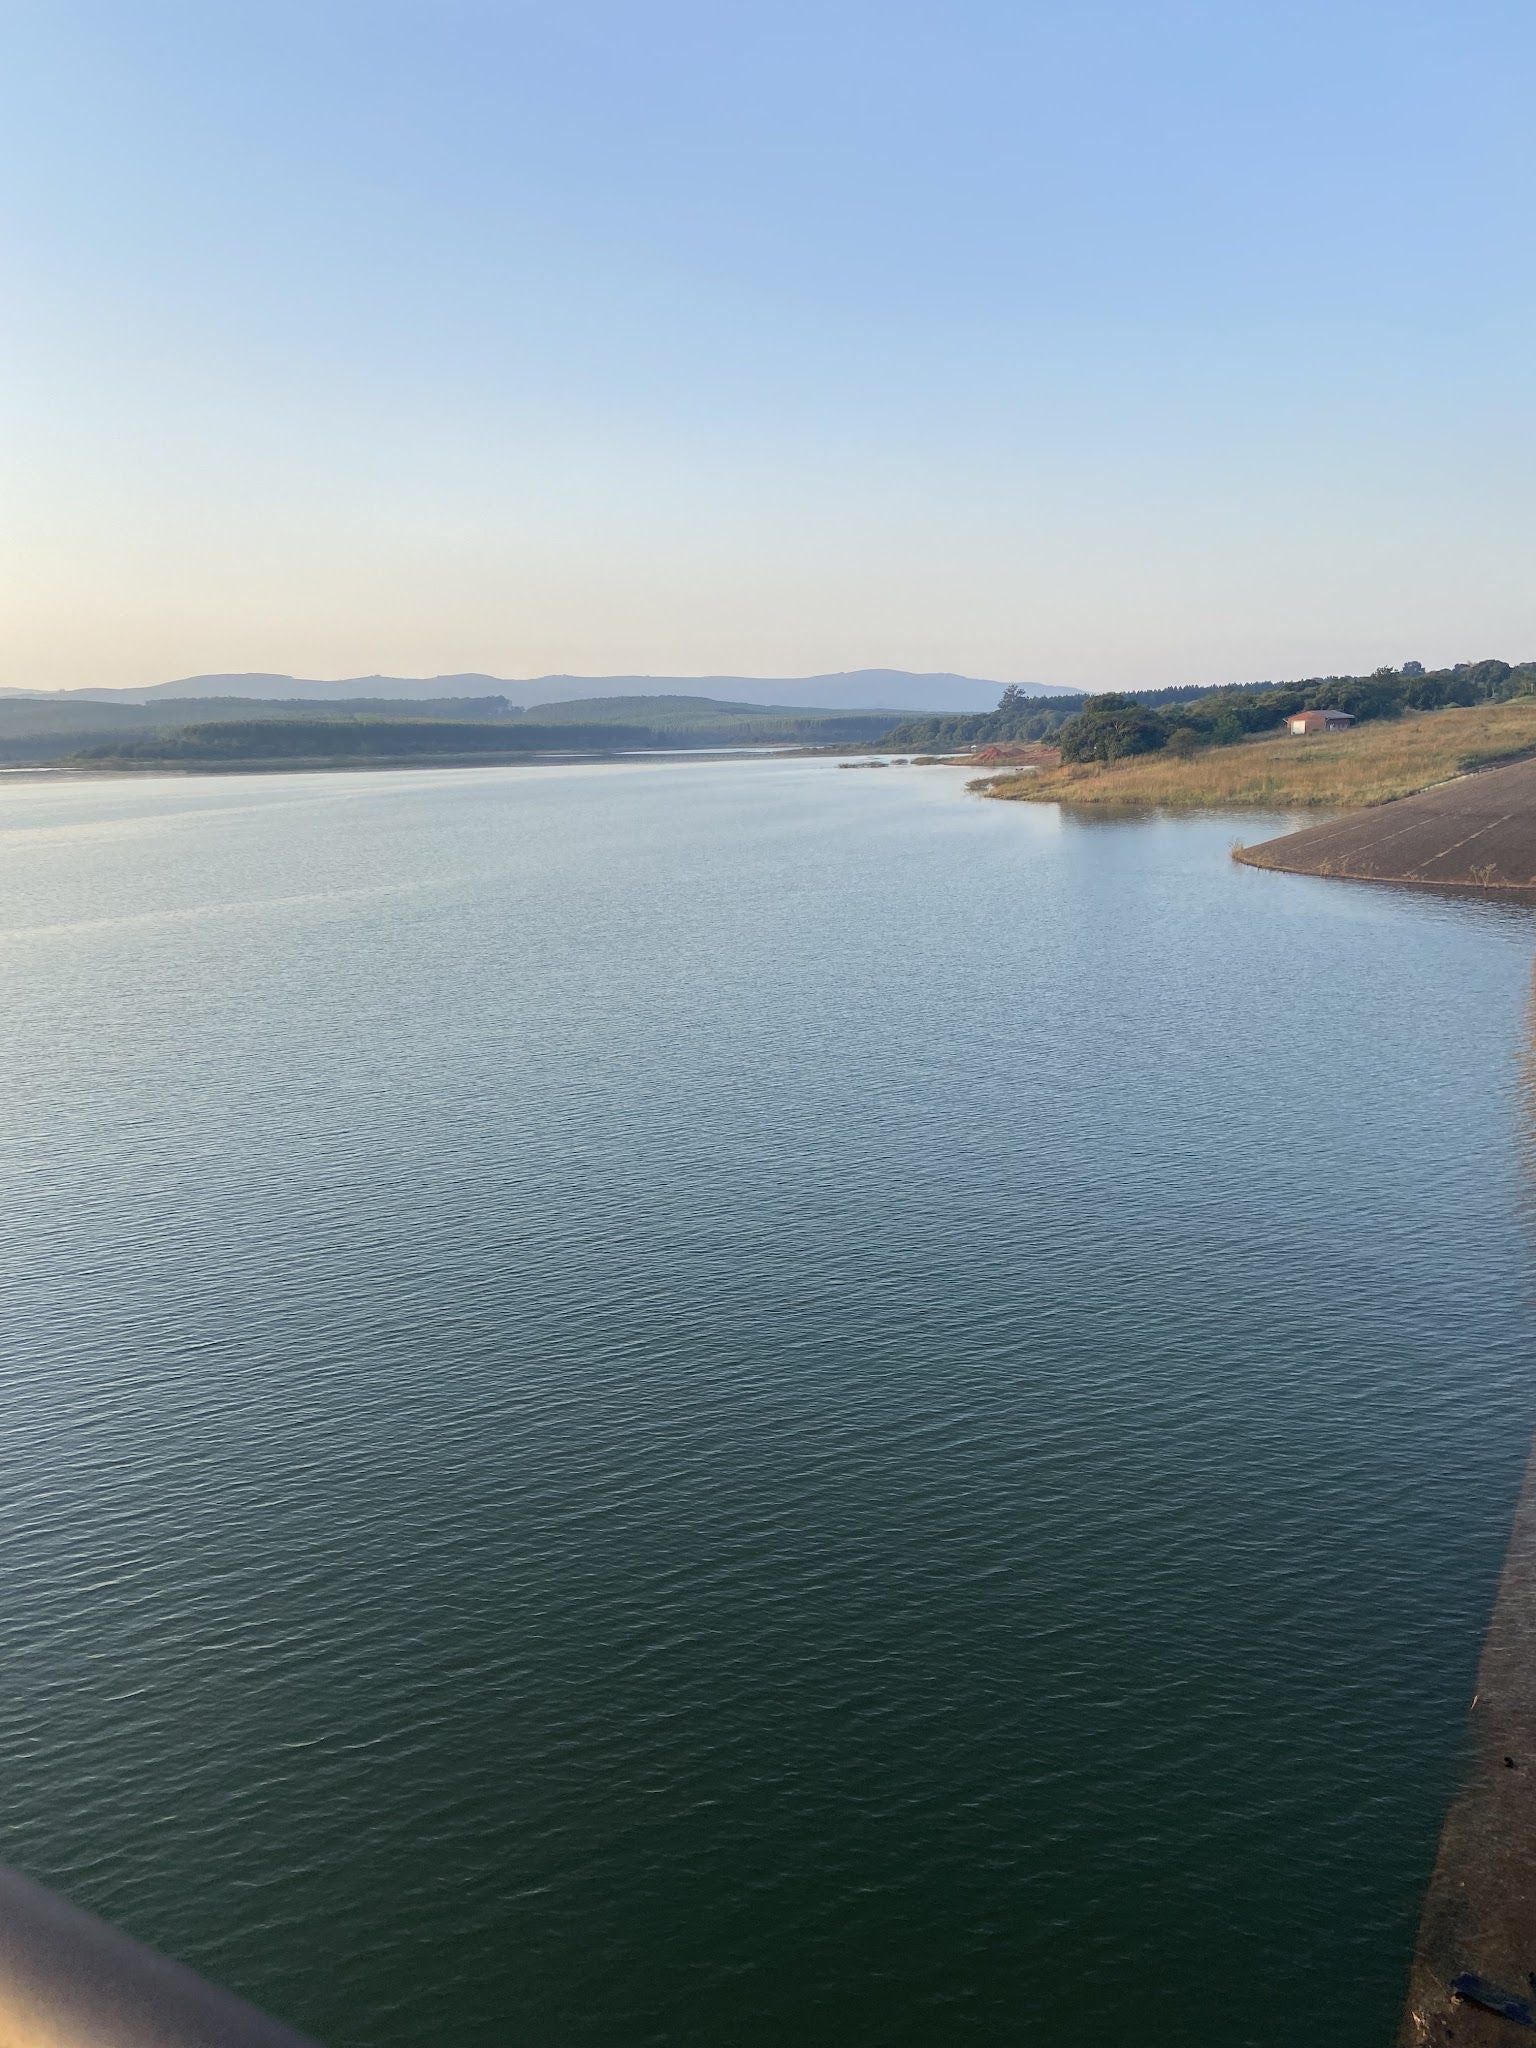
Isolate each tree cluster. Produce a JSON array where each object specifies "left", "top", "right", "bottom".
[
  {"left": 73, "top": 718, "right": 662, "bottom": 761},
  {"left": 881, "top": 661, "right": 1536, "bottom": 761}
]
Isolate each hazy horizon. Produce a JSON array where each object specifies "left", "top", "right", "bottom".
[
  {"left": 2, "top": 666, "right": 1057, "bottom": 715},
  {"left": 4, "top": 1, "right": 1532, "bottom": 691}
]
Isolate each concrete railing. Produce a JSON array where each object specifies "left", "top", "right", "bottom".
[{"left": 0, "top": 1864, "right": 320, "bottom": 2046}]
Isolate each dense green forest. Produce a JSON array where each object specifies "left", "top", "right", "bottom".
[
  {"left": 68, "top": 718, "right": 663, "bottom": 764},
  {"left": 0, "top": 696, "right": 518, "bottom": 763},
  {"left": 0, "top": 694, "right": 517, "bottom": 736},
  {"left": 4, "top": 692, "right": 895, "bottom": 765},
  {"left": 880, "top": 682, "right": 1269, "bottom": 749},
  {"left": 881, "top": 661, "right": 1536, "bottom": 761}
]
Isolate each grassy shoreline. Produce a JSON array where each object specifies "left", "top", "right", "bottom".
[{"left": 972, "top": 701, "right": 1536, "bottom": 810}]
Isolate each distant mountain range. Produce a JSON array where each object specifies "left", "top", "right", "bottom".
[{"left": 1, "top": 668, "right": 1068, "bottom": 713}]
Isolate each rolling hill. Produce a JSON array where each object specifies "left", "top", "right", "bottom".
[
  {"left": 10, "top": 668, "right": 1065, "bottom": 713},
  {"left": 518, "top": 694, "right": 893, "bottom": 738}
]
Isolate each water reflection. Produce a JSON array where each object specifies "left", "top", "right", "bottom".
[{"left": 0, "top": 759, "right": 1533, "bottom": 2048}]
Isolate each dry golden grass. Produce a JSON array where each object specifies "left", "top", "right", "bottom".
[{"left": 976, "top": 701, "right": 1536, "bottom": 810}]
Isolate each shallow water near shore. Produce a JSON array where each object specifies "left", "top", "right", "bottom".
[{"left": 1, "top": 755, "right": 1533, "bottom": 2047}]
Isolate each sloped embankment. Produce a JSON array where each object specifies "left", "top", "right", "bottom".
[
  {"left": 1397, "top": 1437, "right": 1536, "bottom": 2043},
  {"left": 1235, "top": 755, "right": 1536, "bottom": 895}
]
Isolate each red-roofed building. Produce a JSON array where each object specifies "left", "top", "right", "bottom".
[{"left": 1286, "top": 710, "right": 1356, "bottom": 736}]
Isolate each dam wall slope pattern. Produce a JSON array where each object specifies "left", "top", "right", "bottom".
[
  {"left": 1237, "top": 755, "right": 1536, "bottom": 896},
  {"left": 1399, "top": 1435, "right": 1536, "bottom": 2043}
]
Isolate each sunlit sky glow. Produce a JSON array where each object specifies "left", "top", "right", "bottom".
[{"left": 3, "top": 0, "right": 1532, "bottom": 693}]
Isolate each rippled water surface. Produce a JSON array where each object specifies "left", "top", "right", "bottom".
[{"left": 2, "top": 757, "right": 1533, "bottom": 2047}]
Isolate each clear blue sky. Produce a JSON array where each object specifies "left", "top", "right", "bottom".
[{"left": 3, "top": 0, "right": 1532, "bottom": 690}]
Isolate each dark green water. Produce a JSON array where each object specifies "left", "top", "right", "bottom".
[{"left": 1, "top": 757, "right": 1533, "bottom": 2047}]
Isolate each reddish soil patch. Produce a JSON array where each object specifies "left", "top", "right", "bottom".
[
  {"left": 1237, "top": 755, "right": 1536, "bottom": 894},
  {"left": 963, "top": 743, "right": 1062, "bottom": 768}
]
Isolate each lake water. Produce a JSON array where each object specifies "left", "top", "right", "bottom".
[{"left": 1, "top": 757, "right": 1533, "bottom": 2047}]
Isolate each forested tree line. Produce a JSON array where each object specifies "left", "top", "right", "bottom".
[
  {"left": 880, "top": 681, "right": 1284, "bottom": 750},
  {"left": 880, "top": 660, "right": 1536, "bottom": 763},
  {"left": 62, "top": 708, "right": 897, "bottom": 764},
  {"left": 71, "top": 718, "right": 663, "bottom": 761}
]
